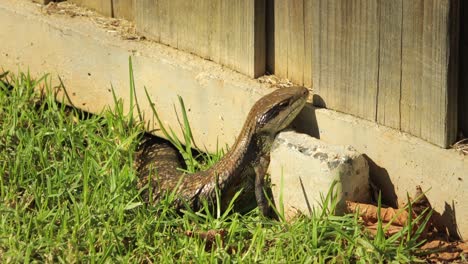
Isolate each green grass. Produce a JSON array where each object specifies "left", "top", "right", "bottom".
[{"left": 0, "top": 70, "right": 428, "bottom": 263}]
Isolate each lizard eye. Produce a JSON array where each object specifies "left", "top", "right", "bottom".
[{"left": 258, "top": 100, "right": 290, "bottom": 126}]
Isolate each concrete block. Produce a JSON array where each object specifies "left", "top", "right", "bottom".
[{"left": 269, "top": 131, "right": 370, "bottom": 218}]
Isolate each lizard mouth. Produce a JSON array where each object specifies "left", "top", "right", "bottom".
[{"left": 277, "top": 96, "right": 307, "bottom": 131}]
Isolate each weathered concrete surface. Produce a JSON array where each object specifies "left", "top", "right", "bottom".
[
  {"left": 1, "top": 0, "right": 467, "bottom": 238},
  {"left": 269, "top": 131, "right": 370, "bottom": 218}
]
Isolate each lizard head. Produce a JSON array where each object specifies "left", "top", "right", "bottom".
[{"left": 251, "top": 86, "right": 308, "bottom": 135}]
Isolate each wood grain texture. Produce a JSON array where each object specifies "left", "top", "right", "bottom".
[
  {"left": 303, "top": 0, "right": 313, "bottom": 88},
  {"left": 401, "top": 0, "right": 458, "bottom": 147},
  {"left": 274, "top": 0, "right": 288, "bottom": 79},
  {"left": 459, "top": 0, "right": 468, "bottom": 136},
  {"left": 112, "top": 0, "right": 134, "bottom": 21},
  {"left": 311, "top": 0, "right": 379, "bottom": 121},
  {"left": 134, "top": 0, "right": 159, "bottom": 41},
  {"left": 135, "top": 0, "right": 265, "bottom": 78},
  {"left": 287, "top": 0, "right": 305, "bottom": 85},
  {"left": 273, "top": 0, "right": 458, "bottom": 147},
  {"left": 69, "top": 0, "right": 112, "bottom": 17},
  {"left": 376, "top": 0, "right": 402, "bottom": 129}
]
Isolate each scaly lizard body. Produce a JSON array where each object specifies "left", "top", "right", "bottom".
[{"left": 136, "top": 86, "right": 308, "bottom": 216}]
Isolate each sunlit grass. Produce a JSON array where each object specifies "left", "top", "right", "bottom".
[{"left": 0, "top": 68, "right": 427, "bottom": 263}]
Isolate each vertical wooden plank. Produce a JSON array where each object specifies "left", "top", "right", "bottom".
[
  {"left": 69, "top": 0, "right": 112, "bottom": 17},
  {"left": 310, "top": 0, "right": 379, "bottom": 120},
  {"left": 287, "top": 1, "right": 305, "bottom": 85},
  {"left": 175, "top": 0, "right": 193, "bottom": 54},
  {"left": 311, "top": 0, "right": 321, "bottom": 97},
  {"left": 311, "top": 0, "right": 332, "bottom": 107},
  {"left": 195, "top": 0, "right": 212, "bottom": 59},
  {"left": 448, "top": 0, "right": 460, "bottom": 142},
  {"left": 356, "top": 0, "right": 380, "bottom": 120},
  {"left": 303, "top": 0, "right": 313, "bottom": 88},
  {"left": 209, "top": 0, "right": 222, "bottom": 63},
  {"left": 401, "top": 0, "right": 425, "bottom": 140},
  {"left": 157, "top": 0, "right": 176, "bottom": 48},
  {"left": 401, "top": 0, "right": 458, "bottom": 147},
  {"left": 112, "top": 0, "right": 135, "bottom": 21},
  {"left": 377, "top": 0, "right": 402, "bottom": 129},
  {"left": 459, "top": 0, "right": 468, "bottom": 135},
  {"left": 218, "top": 0, "right": 265, "bottom": 77},
  {"left": 274, "top": 0, "right": 289, "bottom": 80},
  {"left": 180, "top": 0, "right": 212, "bottom": 58},
  {"left": 254, "top": 0, "right": 266, "bottom": 77},
  {"left": 219, "top": 0, "right": 237, "bottom": 73},
  {"left": 135, "top": 0, "right": 160, "bottom": 42}
]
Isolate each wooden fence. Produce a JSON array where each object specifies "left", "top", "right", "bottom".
[
  {"left": 460, "top": 1, "right": 468, "bottom": 139},
  {"left": 134, "top": 0, "right": 265, "bottom": 78},
  {"left": 70, "top": 0, "right": 264, "bottom": 77},
  {"left": 272, "top": 0, "right": 459, "bottom": 147},
  {"left": 62, "top": 0, "right": 464, "bottom": 148}
]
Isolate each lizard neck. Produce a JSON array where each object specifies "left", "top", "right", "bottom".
[{"left": 202, "top": 118, "right": 258, "bottom": 187}]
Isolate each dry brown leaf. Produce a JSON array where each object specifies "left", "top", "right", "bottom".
[
  {"left": 346, "top": 201, "right": 414, "bottom": 227},
  {"left": 348, "top": 186, "right": 467, "bottom": 262}
]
